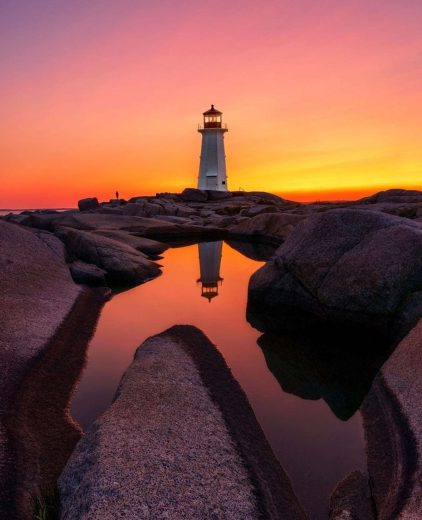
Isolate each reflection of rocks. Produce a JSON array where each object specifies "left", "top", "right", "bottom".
[
  {"left": 226, "top": 239, "right": 277, "bottom": 261},
  {"left": 248, "top": 209, "right": 422, "bottom": 342},
  {"left": 256, "top": 328, "right": 390, "bottom": 420},
  {"left": 59, "top": 326, "right": 306, "bottom": 520},
  {"left": 0, "top": 221, "right": 107, "bottom": 519}
]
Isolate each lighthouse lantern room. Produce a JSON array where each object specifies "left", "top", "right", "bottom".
[{"left": 197, "top": 105, "right": 228, "bottom": 191}]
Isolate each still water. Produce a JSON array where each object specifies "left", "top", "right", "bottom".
[{"left": 71, "top": 241, "right": 366, "bottom": 519}]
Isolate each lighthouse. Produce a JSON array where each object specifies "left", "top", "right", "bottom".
[{"left": 198, "top": 105, "right": 228, "bottom": 191}]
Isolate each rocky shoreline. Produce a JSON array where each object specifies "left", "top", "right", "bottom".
[
  {"left": 0, "top": 221, "right": 108, "bottom": 519},
  {"left": 2, "top": 188, "right": 422, "bottom": 518}
]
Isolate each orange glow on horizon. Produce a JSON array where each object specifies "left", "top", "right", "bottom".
[{"left": 1, "top": 1, "right": 421, "bottom": 208}]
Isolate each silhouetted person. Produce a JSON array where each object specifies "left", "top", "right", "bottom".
[{"left": 115, "top": 190, "right": 119, "bottom": 200}]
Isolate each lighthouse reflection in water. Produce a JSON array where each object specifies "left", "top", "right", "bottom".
[{"left": 197, "top": 241, "right": 223, "bottom": 302}]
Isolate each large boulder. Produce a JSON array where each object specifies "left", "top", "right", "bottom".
[
  {"left": 361, "top": 318, "right": 422, "bottom": 519},
  {"left": 69, "top": 260, "right": 107, "bottom": 286},
  {"left": 59, "top": 326, "right": 306, "bottom": 520},
  {"left": 206, "top": 189, "right": 232, "bottom": 201},
  {"left": 78, "top": 197, "right": 99, "bottom": 211},
  {"left": 230, "top": 213, "right": 305, "bottom": 245},
  {"left": 91, "top": 230, "right": 168, "bottom": 256},
  {"left": 226, "top": 240, "right": 278, "bottom": 262},
  {"left": 56, "top": 228, "right": 161, "bottom": 287},
  {"left": 0, "top": 221, "right": 105, "bottom": 519},
  {"left": 0, "top": 221, "right": 81, "bottom": 365},
  {"left": 248, "top": 209, "right": 422, "bottom": 340},
  {"left": 179, "top": 187, "right": 208, "bottom": 202}
]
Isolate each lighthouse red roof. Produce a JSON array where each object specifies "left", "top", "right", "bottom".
[{"left": 203, "top": 104, "right": 222, "bottom": 116}]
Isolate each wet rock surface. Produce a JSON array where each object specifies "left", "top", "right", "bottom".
[{"left": 59, "top": 326, "right": 306, "bottom": 520}]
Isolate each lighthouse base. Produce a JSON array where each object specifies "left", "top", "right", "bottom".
[{"left": 198, "top": 128, "right": 228, "bottom": 192}]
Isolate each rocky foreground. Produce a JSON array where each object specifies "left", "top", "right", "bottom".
[
  {"left": 0, "top": 221, "right": 107, "bottom": 519},
  {"left": 59, "top": 326, "right": 306, "bottom": 520},
  {"left": 2, "top": 187, "right": 422, "bottom": 519}
]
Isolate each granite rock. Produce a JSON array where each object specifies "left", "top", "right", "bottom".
[
  {"left": 69, "top": 260, "right": 107, "bottom": 286},
  {"left": 230, "top": 212, "right": 305, "bottom": 245},
  {"left": 180, "top": 187, "right": 208, "bottom": 202},
  {"left": 0, "top": 221, "right": 105, "bottom": 519},
  {"left": 329, "top": 471, "right": 374, "bottom": 520},
  {"left": 361, "top": 319, "right": 422, "bottom": 519},
  {"left": 59, "top": 326, "right": 306, "bottom": 520},
  {"left": 248, "top": 209, "right": 422, "bottom": 340},
  {"left": 56, "top": 228, "right": 161, "bottom": 287},
  {"left": 91, "top": 229, "right": 168, "bottom": 256},
  {"left": 78, "top": 197, "right": 99, "bottom": 211}
]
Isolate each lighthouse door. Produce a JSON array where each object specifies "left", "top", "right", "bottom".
[{"left": 206, "top": 174, "right": 218, "bottom": 190}]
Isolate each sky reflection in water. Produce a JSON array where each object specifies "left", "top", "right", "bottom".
[{"left": 71, "top": 241, "right": 365, "bottom": 519}]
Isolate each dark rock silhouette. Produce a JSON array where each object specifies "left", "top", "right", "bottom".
[
  {"left": 356, "top": 188, "right": 422, "bottom": 205},
  {"left": 226, "top": 239, "right": 278, "bottom": 261},
  {"left": 78, "top": 197, "right": 99, "bottom": 211},
  {"left": 180, "top": 187, "right": 208, "bottom": 202},
  {"left": 206, "top": 189, "right": 233, "bottom": 201},
  {"left": 69, "top": 260, "right": 107, "bottom": 286},
  {"left": 256, "top": 327, "right": 391, "bottom": 420}
]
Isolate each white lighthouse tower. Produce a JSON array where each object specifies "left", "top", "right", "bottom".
[{"left": 198, "top": 105, "right": 228, "bottom": 191}]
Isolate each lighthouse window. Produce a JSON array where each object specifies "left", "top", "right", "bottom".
[{"left": 222, "top": 181, "right": 226, "bottom": 185}]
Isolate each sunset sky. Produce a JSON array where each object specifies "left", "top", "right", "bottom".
[{"left": 1, "top": 0, "right": 421, "bottom": 208}]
